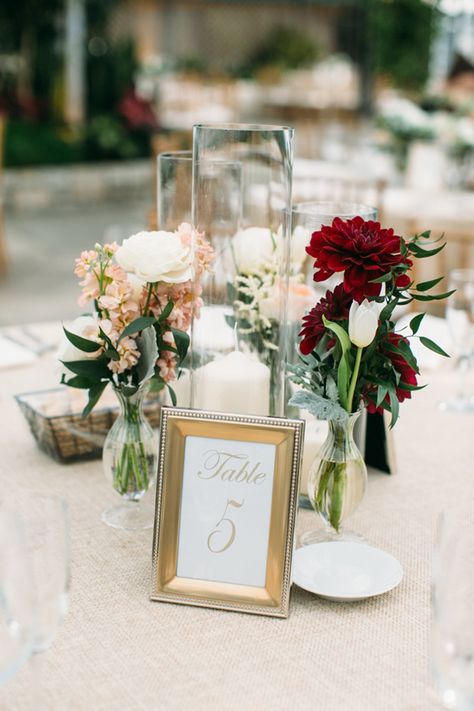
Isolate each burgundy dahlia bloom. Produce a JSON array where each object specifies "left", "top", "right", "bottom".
[
  {"left": 306, "top": 216, "right": 412, "bottom": 303},
  {"left": 299, "top": 283, "right": 352, "bottom": 355}
]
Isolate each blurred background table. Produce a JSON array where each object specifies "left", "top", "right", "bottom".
[{"left": 1, "top": 324, "right": 471, "bottom": 710}]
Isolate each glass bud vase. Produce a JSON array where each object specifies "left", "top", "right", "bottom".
[
  {"left": 300, "top": 410, "right": 368, "bottom": 546},
  {"left": 101, "top": 382, "right": 158, "bottom": 530}
]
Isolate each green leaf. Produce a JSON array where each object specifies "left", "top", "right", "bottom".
[
  {"left": 288, "top": 390, "right": 348, "bottom": 421},
  {"left": 388, "top": 388, "right": 399, "bottom": 429},
  {"left": 411, "top": 290, "right": 455, "bottom": 302},
  {"left": 369, "top": 272, "right": 392, "bottom": 284},
  {"left": 409, "top": 242, "right": 446, "bottom": 259},
  {"left": 62, "top": 375, "right": 93, "bottom": 390},
  {"left": 379, "top": 299, "right": 398, "bottom": 323},
  {"left": 415, "top": 277, "right": 444, "bottom": 292},
  {"left": 157, "top": 300, "right": 174, "bottom": 323},
  {"left": 419, "top": 336, "right": 450, "bottom": 358},
  {"left": 61, "top": 359, "right": 111, "bottom": 380},
  {"left": 171, "top": 328, "right": 190, "bottom": 364},
  {"left": 376, "top": 385, "right": 388, "bottom": 408},
  {"left": 63, "top": 326, "right": 102, "bottom": 353},
  {"left": 323, "top": 317, "right": 351, "bottom": 353},
  {"left": 82, "top": 382, "right": 107, "bottom": 418},
  {"left": 118, "top": 316, "right": 157, "bottom": 343},
  {"left": 136, "top": 326, "right": 159, "bottom": 384},
  {"left": 166, "top": 384, "right": 177, "bottom": 406},
  {"left": 409, "top": 313, "right": 425, "bottom": 334}
]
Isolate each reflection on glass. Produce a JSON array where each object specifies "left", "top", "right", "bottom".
[
  {"left": 443, "top": 269, "right": 474, "bottom": 412},
  {"left": 432, "top": 509, "right": 474, "bottom": 709}
]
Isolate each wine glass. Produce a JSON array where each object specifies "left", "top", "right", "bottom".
[
  {"left": 431, "top": 508, "right": 474, "bottom": 709},
  {"left": 443, "top": 269, "right": 474, "bottom": 412},
  {"left": 8, "top": 493, "right": 70, "bottom": 653},
  {"left": 0, "top": 507, "right": 35, "bottom": 685}
]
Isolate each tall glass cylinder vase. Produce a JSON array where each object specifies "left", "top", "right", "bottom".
[
  {"left": 156, "top": 151, "right": 193, "bottom": 407},
  {"left": 192, "top": 123, "right": 294, "bottom": 417}
]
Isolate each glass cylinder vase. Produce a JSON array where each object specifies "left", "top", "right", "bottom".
[
  {"left": 157, "top": 150, "right": 193, "bottom": 231},
  {"left": 102, "top": 381, "right": 158, "bottom": 530},
  {"left": 191, "top": 123, "right": 294, "bottom": 417},
  {"left": 300, "top": 410, "right": 368, "bottom": 546}
]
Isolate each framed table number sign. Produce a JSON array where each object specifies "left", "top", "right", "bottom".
[{"left": 150, "top": 408, "right": 304, "bottom": 618}]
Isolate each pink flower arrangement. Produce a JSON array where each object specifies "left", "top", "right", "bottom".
[{"left": 58, "top": 224, "right": 214, "bottom": 414}]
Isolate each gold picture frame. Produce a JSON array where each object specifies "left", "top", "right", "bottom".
[{"left": 150, "top": 407, "right": 304, "bottom": 618}]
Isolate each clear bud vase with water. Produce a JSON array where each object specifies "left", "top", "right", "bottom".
[
  {"left": 102, "top": 381, "right": 158, "bottom": 530},
  {"left": 301, "top": 410, "right": 368, "bottom": 545}
]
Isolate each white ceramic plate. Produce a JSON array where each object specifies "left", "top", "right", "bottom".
[{"left": 292, "top": 542, "right": 403, "bottom": 602}]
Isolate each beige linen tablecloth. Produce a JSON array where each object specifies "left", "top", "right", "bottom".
[{"left": 1, "top": 340, "right": 471, "bottom": 711}]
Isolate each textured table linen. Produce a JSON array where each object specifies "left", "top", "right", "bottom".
[{"left": 1, "top": 341, "right": 470, "bottom": 711}]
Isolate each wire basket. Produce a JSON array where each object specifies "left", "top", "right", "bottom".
[{"left": 15, "top": 387, "right": 161, "bottom": 464}]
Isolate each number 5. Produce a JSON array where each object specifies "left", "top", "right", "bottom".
[{"left": 207, "top": 498, "right": 244, "bottom": 554}]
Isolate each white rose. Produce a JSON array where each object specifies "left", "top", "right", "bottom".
[
  {"left": 260, "top": 280, "right": 316, "bottom": 322},
  {"left": 348, "top": 300, "right": 380, "bottom": 348},
  {"left": 115, "top": 230, "right": 193, "bottom": 283},
  {"left": 57, "top": 315, "right": 101, "bottom": 376},
  {"left": 233, "top": 227, "right": 275, "bottom": 274}
]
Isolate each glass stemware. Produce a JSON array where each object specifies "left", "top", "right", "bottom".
[
  {"left": 0, "top": 507, "right": 35, "bottom": 686},
  {"left": 8, "top": 493, "right": 70, "bottom": 653},
  {"left": 431, "top": 509, "right": 474, "bottom": 709},
  {"left": 442, "top": 269, "right": 474, "bottom": 412}
]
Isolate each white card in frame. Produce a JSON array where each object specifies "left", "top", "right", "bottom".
[{"left": 150, "top": 407, "right": 304, "bottom": 618}]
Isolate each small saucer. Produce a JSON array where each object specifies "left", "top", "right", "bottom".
[{"left": 292, "top": 542, "right": 403, "bottom": 602}]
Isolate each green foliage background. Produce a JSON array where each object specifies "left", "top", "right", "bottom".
[{"left": 368, "top": 0, "right": 439, "bottom": 91}]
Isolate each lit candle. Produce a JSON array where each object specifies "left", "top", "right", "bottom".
[{"left": 194, "top": 351, "right": 270, "bottom": 416}]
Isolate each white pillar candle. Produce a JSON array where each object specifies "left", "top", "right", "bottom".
[
  {"left": 194, "top": 351, "right": 270, "bottom": 416},
  {"left": 192, "top": 305, "right": 235, "bottom": 353},
  {"left": 299, "top": 419, "right": 328, "bottom": 496}
]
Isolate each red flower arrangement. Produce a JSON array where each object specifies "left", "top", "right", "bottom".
[{"left": 289, "top": 217, "right": 452, "bottom": 427}]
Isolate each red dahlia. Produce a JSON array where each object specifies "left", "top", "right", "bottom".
[
  {"left": 306, "top": 216, "right": 412, "bottom": 303},
  {"left": 299, "top": 283, "right": 351, "bottom": 355}
]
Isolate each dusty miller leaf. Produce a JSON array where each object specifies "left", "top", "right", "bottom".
[{"left": 288, "top": 390, "right": 348, "bottom": 422}]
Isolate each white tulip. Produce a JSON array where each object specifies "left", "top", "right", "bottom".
[
  {"left": 115, "top": 230, "right": 194, "bottom": 284},
  {"left": 348, "top": 300, "right": 380, "bottom": 348}
]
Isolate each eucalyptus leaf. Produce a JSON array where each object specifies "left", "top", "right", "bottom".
[{"left": 288, "top": 390, "right": 348, "bottom": 422}]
